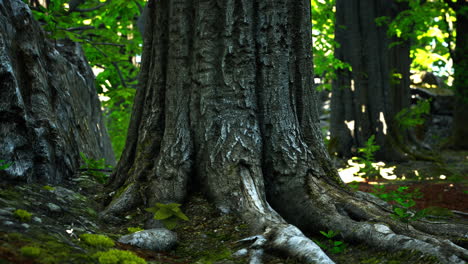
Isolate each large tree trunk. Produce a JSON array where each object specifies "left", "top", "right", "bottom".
[
  {"left": 0, "top": 0, "right": 115, "bottom": 183},
  {"left": 103, "top": 0, "right": 467, "bottom": 263},
  {"left": 449, "top": 1, "right": 468, "bottom": 149},
  {"left": 330, "top": 0, "right": 417, "bottom": 161}
]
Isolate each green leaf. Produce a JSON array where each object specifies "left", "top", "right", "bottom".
[
  {"left": 144, "top": 207, "right": 158, "bottom": 214},
  {"left": 153, "top": 208, "right": 173, "bottom": 220},
  {"left": 313, "top": 239, "right": 327, "bottom": 250},
  {"left": 413, "top": 209, "right": 428, "bottom": 219},
  {"left": 334, "top": 241, "right": 343, "bottom": 246},
  {"left": 172, "top": 210, "right": 189, "bottom": 221},
  {"left": 0, "top": 160, "right": 12, "bottom": 170},
  {"left": 162, "top": 218, "right": 178, "bottom": 230},
  {"left": 320, "top": 230, "right": 330, "bottom": 238},
  {"left": 393, "top": 207, "right": 409, "bottom": 217}
]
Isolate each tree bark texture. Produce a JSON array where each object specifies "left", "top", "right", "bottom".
[
  {"left": 330, "top": 0, "right": 414, "bottom": 161},
  {"left": 450, "top": 1, "right": 468, "bottom": 149},
  {"left": 104, "top": 0, "right": 467, "bottom": 263},
  {"left": 0, "top": 0, "right": 115, "bottom": 183}
]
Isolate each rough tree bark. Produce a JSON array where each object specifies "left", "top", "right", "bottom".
[
  {"left": 0, "top": 0, "right": 115, "bottom": 183},
  {"left": 103, "top": 0, "right": 467, "bottom": 263},
  {"left": 330, "top": 0, "right": 421, "bottom": 161},
  {"left": 445, "top": 0, "right": 468, "bottom": 149}
]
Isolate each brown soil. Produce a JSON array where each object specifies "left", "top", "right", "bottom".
[{"left": 358, "top": 182, "right": 468, "bottom": 212}]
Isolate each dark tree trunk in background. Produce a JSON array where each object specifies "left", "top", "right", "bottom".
[
  {"left": 447, "top": 0, "right": 468, "bottom": 149},
  {"left": 103, "top": 0, "right": 467, "bottom": 263},
  {"left": 330, "top": 0, "right": 415, "bottom": 161},
  {"left": 0, "top": 0, "right": 115, "bottom": 183}
]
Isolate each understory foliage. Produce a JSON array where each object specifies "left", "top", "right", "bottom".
[
  {"left": 80, "top": 152, "right": 113, "bottom": 184},
  {"left": 314, "top": 230, "right": 347, "bottom": 254},
  {"left": 145, "top": 203, "right": 189, "bottom": 230},
  {"left": 395, "top": 99, "right": 431, "bottom": 130},
  {"left": 352, "top": 135, "right": 381, "bottom": 180},
  {"left": 311, "top": 0, "right": 350, "bottom": 90},
  {"left": 0, "top": 160, "right": 11, "bottom": 170},
  {"left": 371, "top": 185, "right": 427, "bottom": 223},
  {"left": 378, "top": 0, "right": 456, "bottom": 79}
]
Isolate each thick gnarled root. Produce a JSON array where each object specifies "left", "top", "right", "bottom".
[{"left": 235, "top": 225, "right": 334, "bottom": 264}]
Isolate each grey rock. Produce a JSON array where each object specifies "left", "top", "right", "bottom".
[
  {"left": 0, "top": 0, "right": 115, "bottom": 184},
  {"left": 21, "top": 223, "right": 30, "bottom": 228},
  {"left": 32, "top": 216, "right": 42, "bottom": 223},
  {"left": 0, "top": 209, "right": 13, "bottom": 217},
  {"left": 118, "top": 228, "right": 177, "bottom": 252},
  {"left": 52, "top": 187, "right": 85, "bottom": 202},
  {"left": 46, "top": 203, "right": 62, "bottom": 213},
  {"left": 3, "top": 221, "right": 14, "bottom": 226}
]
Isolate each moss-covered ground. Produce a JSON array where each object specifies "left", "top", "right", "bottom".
[{"left": 0, "top": 149, "right": 466, "bottom": 264}]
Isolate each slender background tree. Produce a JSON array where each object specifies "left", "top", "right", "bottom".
[
  {"left": 444, "top": 0, "right": 468, "bottom": 149},
  {"left": 330, "top": 0, "right": 414, "bottom": 161}
]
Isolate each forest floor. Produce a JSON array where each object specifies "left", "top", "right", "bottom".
[{"left": 0, "top": 149, "right": 466, "bottom": 264}]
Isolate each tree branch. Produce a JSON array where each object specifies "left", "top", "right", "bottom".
[
  {"left": 91, "top": 42, "right": 126, "bottom": 47},
  {"left": 65, "top": 26, "right": 95, "bottom": 32},
  {"left": 87, "top": 42, "right": 128, "bottom": 88}
]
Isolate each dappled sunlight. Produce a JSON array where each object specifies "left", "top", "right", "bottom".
[
  {"left": 339, "top": 159, "right": 397, "bottom": 183},
  {"left": 379, "top": 112, "right": 387, "bottom": 135},
  {"left": 344, "top": 120, "right": 355, "bottom": 137}
]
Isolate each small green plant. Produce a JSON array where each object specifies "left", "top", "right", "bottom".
[
  {"left": 314, "top": 230, "right": 346, "bottom": 254},
  {"left": 80, "top": 152, "right": 112, "bottom": 184},
  {"left": 20, "top": 246, "right": 41, "bottom": 258},
  {"left": 14, "top": 209, "right": 32, "bottom": 222},
  {"left": 347, "top": 181, "right": 360, "bottom": 190},
  {"left": 371, "top": 185, "right": 427, "bottom": 223},
  {"left": 145, "top": 203, "right": 189, "bottom": 230},
  {"left": 127, "top": 227, "right": 144, "bottom": 234},
  {"left": 79, "top": 234, "right": 115, "bottom": 249},
  {"left": 0, "top": 160, "right": 11, "bottom": 170},
  {"left": 352, "top": 135, "right": 381, "bottom": 181},
  {"left": 93, "top": 249, "right": 146, "bottom": 264},
  {"left": 395, "top": 99, "right": 431, "bottom": 130},
  {"left": 43, "top": 185, "right": 55, "bottom": 191}
]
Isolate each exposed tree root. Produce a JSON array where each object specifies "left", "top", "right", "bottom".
[
  {"left": 102, "top": 161, "right": 467, "bottom": 264},
  {"left": 267, "top": 171, "right": 468, "bottom": 264}
]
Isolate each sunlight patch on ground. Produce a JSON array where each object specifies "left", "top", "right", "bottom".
[{"left": 338, "top": 159, "right": 397, "bottom": 183}]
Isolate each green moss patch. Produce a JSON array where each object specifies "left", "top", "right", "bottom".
[{"left": 79, "top": 234, "right": 115, "bottom": 249}]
